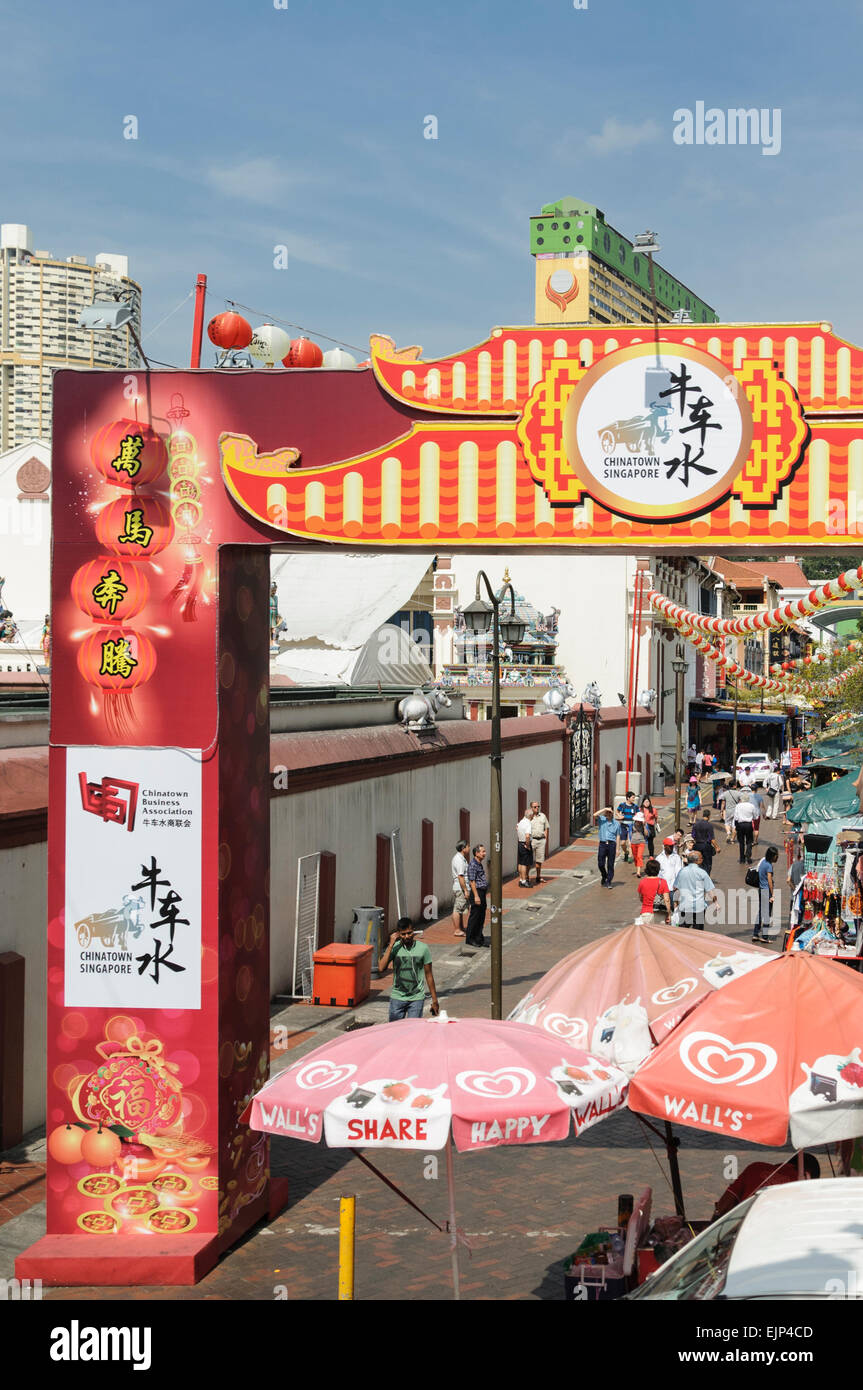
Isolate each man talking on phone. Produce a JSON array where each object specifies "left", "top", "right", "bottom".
[{"left": 379, "top": 918, "right": 440, "bottom": 1021}]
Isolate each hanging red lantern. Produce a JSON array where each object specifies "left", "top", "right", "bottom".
[
  {"left": 207, "top": 312, "right": 253, "bottom": 350},
  {"left": 77, "top": 626, "right": 157, "bottom": 737},
  {"left": 71, "top": 557, "right": 150, "bottom": 624},
  {"left": 95, "top": 495, "right": 174, "bottom": 558},
  {"left": 90, "top": 419, "right": 168, "bottom": 491},
  {"left": 77, "top": 626, "right": 157, "bottom": 692},
  {"left": 283, "top": 337, "right": 323, "bottom": 369}
]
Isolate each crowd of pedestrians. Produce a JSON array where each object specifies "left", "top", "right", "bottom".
[
  {"left": 594, "top": 744, "right": 810, "bottom": 943},
  {"left": 382, "top": 740, "right": 812, "bottom": 1019}
]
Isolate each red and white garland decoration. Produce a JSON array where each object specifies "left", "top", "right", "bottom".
[
  {"left": 648, "top": 563, "right": 863, "bottom": 637},
  {"left": 769, "top": 640, "right": 862, "bottom": 678},
  {"left": 678, "top": 626, "right": 794, "bottom": 694}
]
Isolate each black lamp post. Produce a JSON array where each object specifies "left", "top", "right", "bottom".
[
  {"left": 462, "top": 571, "right": 526, "bottom": 1019},
  {"left": 671, "top": 646, "right": 688, "bottom": 829}
]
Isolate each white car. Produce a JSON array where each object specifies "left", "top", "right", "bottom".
[
  {"left": 735, "top": 752, "right": 773, "bottom": 786},
  {"left": 627, "top": 1179, "right": 863, "bottom": 1300}
]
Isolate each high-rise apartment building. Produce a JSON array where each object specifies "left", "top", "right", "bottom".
[
  {"left": 530, "top": 197, "right": 718, "bottom": 328},
  {"left": 0, "top": 223, "right": 142, "bottom": 449}
]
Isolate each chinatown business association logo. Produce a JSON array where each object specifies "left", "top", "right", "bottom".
[{"left": 561, "top": 343, "right": 754, "bottom": 521}]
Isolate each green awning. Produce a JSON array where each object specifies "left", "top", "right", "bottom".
[{"left": 787, "top": 770, "right": 861, "bottom": 825}]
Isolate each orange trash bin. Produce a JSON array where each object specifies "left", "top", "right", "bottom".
[{"left": 312, "top": 943, "right": 373, "bottom": 1007}]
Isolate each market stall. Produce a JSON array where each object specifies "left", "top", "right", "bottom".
[{"left": 785, "top": 823, "right": 863, "bottom": 963}]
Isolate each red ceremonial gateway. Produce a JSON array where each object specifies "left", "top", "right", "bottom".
[{"left": 18, "top": 317, "right": 863, "bottom": 1284}]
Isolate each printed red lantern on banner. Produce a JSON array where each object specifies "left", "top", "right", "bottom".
[
  {"left": 207, "top": 312, "right": 253, "bottom": 350},
  {"left": 283, "top": 337, "right": 323, "bottom": 369},
  {"left": 95, "top": 495, "right": 174, "bottom": 558},
  {"left": 90, "top": 419, "right": 169, "bottom": 491},
  {"left": 71, "top": 557, "right": 150, "bottom": 624},
  {"left": 77, "top": 626, "right": 157, "bottom": 693}
]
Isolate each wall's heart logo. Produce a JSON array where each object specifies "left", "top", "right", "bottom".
[
  {"left": 455, "top": 1067, "right": 536, "bottom": 1099},
  {"left": 651, "top": 978, "right": 698, "bottom": 1007},
  {"left": 679, "top": 1031, "right": 777, "bottom": 1087},
  {"left": 293, "top": 1059, "right": 357, "bottom": 1091},
  {"left": 542, "top": 1013, "right": 589, "bottom": 1044}
]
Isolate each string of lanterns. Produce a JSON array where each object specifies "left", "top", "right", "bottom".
[
  {"left": 207, "top": 312, "right": 361, "bottom": 370},
  {"left": 673, "top": 621, "right": 863, "bottom": 701},
  {"left": 74, "top": 419, "right": 168, "bottom": 733},
  {"left": 648, "top": 562, "right": 863, "bottom": 637},
  {"left": 677, "top": 625, "right": 795, "bottom": 694},
  {"left": 769, "top": 639, "right": 862, "bottom": 677}
]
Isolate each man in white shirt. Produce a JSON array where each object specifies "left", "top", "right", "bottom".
[
  {"left": 656, "top": 836, "right": 683, "bottom": 891},
  {"left": 737, "top": 766, "right": 751, "bottom": 789},
  {"left": 674, "top": 851, "right": 717, "bottom": 929},
  {"left": 733, "top": 794, "right": 757, "bottom": 864},
  {"left": 765, "top": 766, "right": 783, "bottom": 819},
  {"left": 450, "top": 838, "right": 470, "bottom": 937},
  {"left": 516, "top": 808, "right": 534, "bottom": 887},
  {"left": 528, "top": 799, "right": 550, "bottom": 885}
]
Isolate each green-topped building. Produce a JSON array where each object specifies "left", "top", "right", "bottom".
[{"left": 530, "top": 197, "right": 719, "bottom": 328}]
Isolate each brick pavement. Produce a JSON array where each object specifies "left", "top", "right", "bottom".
[
  {"left": 14, "top": 787, "right": 807, "bottom": 1301},
  {"left": 0, "top": 1159, "right": 45, "bottom": 1228}
]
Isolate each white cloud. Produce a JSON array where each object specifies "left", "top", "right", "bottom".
[
  {"left": 204, "top": 157, "right": 299, "bottom": 205},
  {"left": 585, "top": 118, "right": 662, "bottom": 156}
]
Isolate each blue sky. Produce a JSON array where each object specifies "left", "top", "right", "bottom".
[{"left": 4, "top": 0, "right": 863, "bottom": 364}]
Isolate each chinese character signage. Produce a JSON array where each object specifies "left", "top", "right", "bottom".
[
  {"left": 64, "top": 747, "right": 202, "bottom": 1009},
  {"left": 561, "top": 344, "right": 753, "bottom": 520}
]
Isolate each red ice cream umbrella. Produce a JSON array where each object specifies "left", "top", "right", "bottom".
[
  {"left": 509, "top": 922, "right": 773, "bottom": 1216},
  {"left": 628, "top": 953, "right": 863, "bottom": 1152},
  {"left": 244, "top": 1014, "right": 629, "bottom": 1299}
]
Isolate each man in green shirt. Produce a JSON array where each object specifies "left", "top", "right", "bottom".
[{"left": 380, "top": 918, "right": 440, "bottom": 1021}]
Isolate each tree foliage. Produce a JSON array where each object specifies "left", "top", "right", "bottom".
[{"left": 800, "top": 555, "right": 863, "bottom": 581}]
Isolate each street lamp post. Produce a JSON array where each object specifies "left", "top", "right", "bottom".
[
  {"left": 461, "top": 573, "right": 526, "bottom": 1020},
  {"left": 672, "top": 646, "right": 688, "bottom": 829}
]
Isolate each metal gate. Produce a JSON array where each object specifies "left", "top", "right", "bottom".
[{"left": 569, "top": 706, "right": 594, "bottom": 835}]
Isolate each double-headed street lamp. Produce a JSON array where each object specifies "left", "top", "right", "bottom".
[
  {"left": 462, "top": 572, "right": 527, "bottom": 1020},
  {"left": 671, "top": 644, "right": 688, "bottom": 828}
]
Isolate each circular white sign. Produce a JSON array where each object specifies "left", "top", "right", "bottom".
[{"left": 563, "top": 343, "right": 752, "bottom": 521}]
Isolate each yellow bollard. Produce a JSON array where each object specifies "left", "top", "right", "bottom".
[{"left": 338, "top": 1195, "right": 356, "bottom": 1300}]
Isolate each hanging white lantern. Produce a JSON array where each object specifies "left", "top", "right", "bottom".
[
  {"left": 249, "top": 324, "right": 292, "bottom": 367},
  {"left": 322, "top": 347, "right": 357, "bottom": 370}
]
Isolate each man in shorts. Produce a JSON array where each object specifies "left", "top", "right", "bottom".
[
  {"left": 616, "top": 789, "right": 638, "bottom": 863},
  {"left": 529, "top": 799, "right": 550, "bottom": 885},
  {"left": 516, "top": 807, "right": 534, "bottom": 886},
  {"left": 450, "top": 838, "right": 469, "bottom": 937}
]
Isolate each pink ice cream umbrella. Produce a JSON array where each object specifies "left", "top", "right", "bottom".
[{"left": 243, "top": 1012, "right": 629, "bottom": 1299}]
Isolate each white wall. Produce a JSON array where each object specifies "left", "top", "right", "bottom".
[
  {"left": 270, "top": 737, "right": 567, "bottom": 994},
  {"left": 0, "top": 440, "right": 51, "bottom": 650}
]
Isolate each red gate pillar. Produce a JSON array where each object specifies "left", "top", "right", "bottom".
[{"left": 18, "top": 542, "right": 271, "bottom": 1286}]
